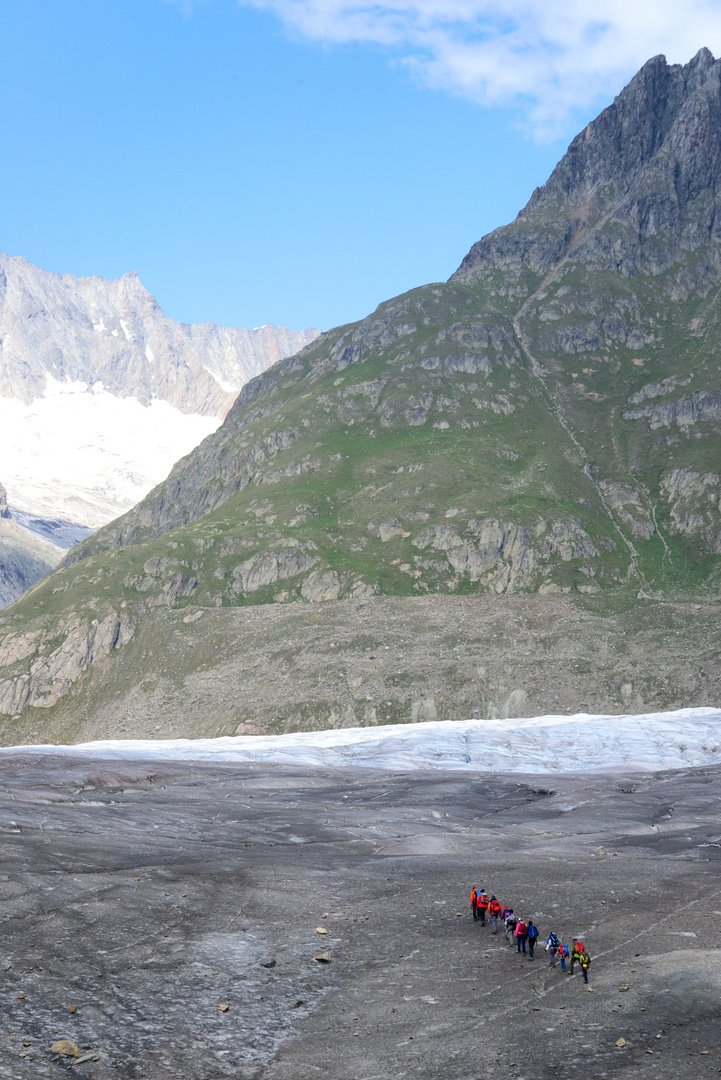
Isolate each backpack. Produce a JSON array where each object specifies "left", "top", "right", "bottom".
[
  {"left": 527, "top": 925, "right": 538, "bottom": 939},
  {"left": 560, "top": 943, "right": 569, "bottom": 957},
  {"left": 548, "top": 933, "right": 560, "bottom": 949},
  {"left": 581, "top": 952, "right": 591, "bottom": 967},
  {"left": 516, "top": 921, "right": 528, "bottom": 935},
  {"left": 574, "top": 941, "right": 585, "bottom": 955}
]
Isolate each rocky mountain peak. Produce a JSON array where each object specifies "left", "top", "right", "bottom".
[
  {"left": 541, "top": 48, "right": 719, "bottom": 202},
  {"left": 454, "top": 48, "right": 721, "bottom": 278}
]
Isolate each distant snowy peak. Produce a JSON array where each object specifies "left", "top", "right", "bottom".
[
  {"left": 0, "top": 252, "right": 319, "bottom": 418},
  {"left": 0, "top": 251, "right": 319, "bottom": 531}
]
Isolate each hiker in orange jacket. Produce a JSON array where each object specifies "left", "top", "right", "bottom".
[
  {"left": 476, "top": 890, "right": 490, "bottom": 926},
  {"left": 489, "top": 896, "right": 502, "bottom": 933},
  {"left": 470, "top": 886, "right": 480, "bottom": 921}
]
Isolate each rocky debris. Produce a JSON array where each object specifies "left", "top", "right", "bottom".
[
  {"left": 599, "top": 481, "right": 654, "bottom": 540},
  {"left": 8, "top": 594, "right": 715, "bottom": 743},
  {"left": 0, "top": 610, "right": 134, "bottom": 716},
  {"left": 660, "top": 468, "right": 721, "bottom": 553},
  {"left": 0, "top": 756, "right": 718, "bottom": 1079}
]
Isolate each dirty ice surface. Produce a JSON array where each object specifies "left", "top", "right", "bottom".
[{"left": 3, "top": 707, "right": 721, "bottom": 773}]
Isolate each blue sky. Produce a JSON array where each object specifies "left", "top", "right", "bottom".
[{"left": 1, "top": 0, "right": 718, "bottom": 331}]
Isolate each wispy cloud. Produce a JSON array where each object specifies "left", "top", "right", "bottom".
[{"left": 234, "top": 0, "right": 721, "bottom": 138}]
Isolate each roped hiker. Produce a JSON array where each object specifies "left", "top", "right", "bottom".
[
  {"left": 489, "top": 896, "right": 502, "bottom": 933},
  {"left": 476, "top": 889, "right": 490, "bottom": 926},
  {"left": 580, "top": 950, "right": 591, "bottom": 984},
  {"left": 546, "top": 931, "right": 560, "bottom": 967},
  {"left": 570, "top": 938, "right": 585, "bottom": 975},
  {"left": 558, "top": 940, "right": 569, "bottom": 972},
  {"left": 505, "top": 909, "right": 518, "bottom": 944},
  {"left": 526, "top": 920, "right": 539, "bottom": 960},
  {"left": 515, "top": 917, "right": 528, "bottom": 955},
  {"left": 470, "top": 886, "right": 480, "bottom": 921}
]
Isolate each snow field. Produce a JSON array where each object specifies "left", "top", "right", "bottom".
[
  {"left": 0, "top": 377, "right": 220, "bottom": 526},
  {"left": 3, "top": 707, "right": 721, "bottom": 773}
]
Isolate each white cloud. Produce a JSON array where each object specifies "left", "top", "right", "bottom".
[{"left": 236, "top": 0, "right": 721, "bottom": 138}]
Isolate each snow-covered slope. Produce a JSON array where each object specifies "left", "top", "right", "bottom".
[
  {"left": 0, "top": 252, "right": 319, "bottom": 527},
  {"left": 5, "top": 708, "right": 721, "bottom": 774},
  {"left": 0, "top": 377, "right": 222, "bottom": 526}
]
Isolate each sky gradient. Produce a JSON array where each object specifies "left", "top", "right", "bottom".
[{"left": 1, "top": 0, "right": 714, "bottom": 331}]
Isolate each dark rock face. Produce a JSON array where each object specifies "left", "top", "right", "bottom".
[
  {"left": 0, "top": 482, "right": 10, "bottom": 519},
  {"left": 455, "top": 48, "right": 721, "bottom": 279}
]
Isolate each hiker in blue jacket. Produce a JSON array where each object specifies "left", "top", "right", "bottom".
[{"left": 546, "top": 931, "right": 560, "bottom": 967}]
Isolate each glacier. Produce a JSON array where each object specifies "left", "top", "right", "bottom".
[
  {"left": 0, "top": 377, "right": 220, "bottom": 526},
  {"left": 3, "top": 707, "right": 721, "bottom": 773}
]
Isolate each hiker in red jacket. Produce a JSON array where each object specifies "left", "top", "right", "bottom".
[
  {"left": 476, "top": 890, "right": 490, "bottom": 926},
  {"left": 470, "top": 886, "right": 480, "bottom": 921},
  {"left": 489, "top": 896, "right": 502, "bottom": 933},
  {"left": 515, "top": 917, "right": 529, "bottom": 955}
]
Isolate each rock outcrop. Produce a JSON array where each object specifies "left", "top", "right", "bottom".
[{"left": 0, "top": 610, "right": 134, "bottom": 715}]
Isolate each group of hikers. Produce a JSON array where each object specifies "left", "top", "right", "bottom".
[{"left": 470, "top": 886, "right": 592, "bottom": 984}]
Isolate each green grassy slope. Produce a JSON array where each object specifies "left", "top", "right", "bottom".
[{"left": 0, "top": 51, "right": 719, "bottom": 731}]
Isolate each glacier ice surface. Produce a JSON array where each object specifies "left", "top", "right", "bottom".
[{"left": 2, "top": 707, "right": 721, "bottom": 774}]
